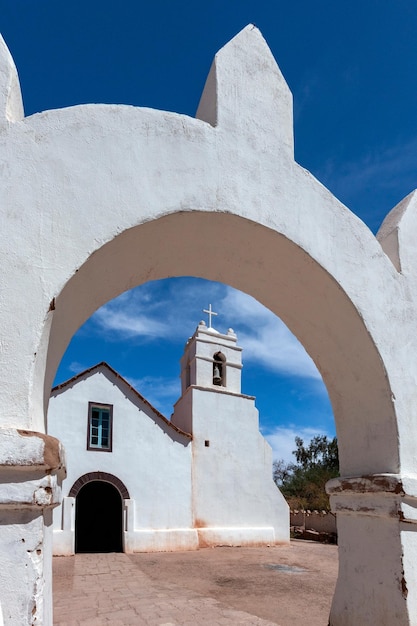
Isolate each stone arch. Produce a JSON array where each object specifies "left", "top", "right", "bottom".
[{"left": 69, "top": 472, "right": 130, "bottom": 500}]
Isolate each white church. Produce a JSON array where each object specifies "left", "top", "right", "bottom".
[{"left": 48, "top": 312, "right": 289, "bottom": 554}]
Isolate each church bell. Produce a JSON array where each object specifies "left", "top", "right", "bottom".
[{"left": 213, "top": 364, "right": 222, "bottom": 385}]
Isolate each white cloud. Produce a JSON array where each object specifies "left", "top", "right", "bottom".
[
  {"left": 264, "top": 425, "right": 333, "bottom": 465},
  {"left": 89, "top": 278, "right": 224, "bottom": 341},
  {"left": 68, "top": 360, "right": 88, "bottom": 374},
  {"left": 220, "top": 289, "right": 320, "bottom": 380},
  {"left": 88, "top": 278, "right": 321, "bottom": 382},
  {"left": 93, "top": 307, "right": 168, "bottom": 339},
  {"left": 124, "top": 374, "right": 180, "bottom": 416},
  {"left": 239, "top": 325, "right": 319, "bottom": 379}
]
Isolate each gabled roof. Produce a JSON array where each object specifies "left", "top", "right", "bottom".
[{"left": 51, "top": 362, "right": 192, "bottom": 439}]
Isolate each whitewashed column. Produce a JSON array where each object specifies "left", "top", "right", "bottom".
[
  {"left": 0, "top": 430, "right": 65, "bottom": 625},
  {"left": 327, "top": 474, "right": 417, "bottom": 625}
]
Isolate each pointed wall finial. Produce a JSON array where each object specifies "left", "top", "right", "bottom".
[
  {"left": 196, "top": 25, "right": 293, "bottom": 157},
  {"left": 377, "top": 190, "right": 417, "bottom": 274},
  {"left": 0, "top": 34, "right": 24, "bottom": 122}
]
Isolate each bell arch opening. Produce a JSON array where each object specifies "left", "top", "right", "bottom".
[{"left": 213, "top": 352, "right": 226, "bottom": 386}]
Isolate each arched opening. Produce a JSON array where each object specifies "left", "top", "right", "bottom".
[
  {"left": 213, "top": 352, "right": 225, "bottom": 386},
  {"left": 37, "top": 211, "right": 400, "bottom": 626},
  {"left": 75, "top": 480, "right": 123, "bottom": 553},
  {"left": 40, "top": 212, "right": 398, "bottom": 478}
]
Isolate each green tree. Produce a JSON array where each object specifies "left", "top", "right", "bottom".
[{"left": 273, "top": 435, "right": 339, "bottom": 511}]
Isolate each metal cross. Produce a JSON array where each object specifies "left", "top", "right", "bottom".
[{"left": 203, "top": 304, "right": 218, "bottom": 328}]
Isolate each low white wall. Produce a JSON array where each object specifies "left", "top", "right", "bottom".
[{"left": 291, "top": 510, "right": 337, "bottom": 534}]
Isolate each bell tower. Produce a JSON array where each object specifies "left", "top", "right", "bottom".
[
  {"left": 171, "top": 305, "right": 288, "bottom": 547},
  {"left": 179, "top": 315, "right": 243, "bottom": 397}
]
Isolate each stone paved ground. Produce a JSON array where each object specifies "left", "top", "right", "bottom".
[{"left": 53, "top": 541, "right": 338, "bottom": 625}]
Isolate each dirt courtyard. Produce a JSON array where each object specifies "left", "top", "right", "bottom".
[{"left": 53, "top": 540, "right": 338, "bottom": 625}]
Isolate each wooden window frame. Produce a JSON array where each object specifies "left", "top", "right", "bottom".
[{"left": 87, "top": 402, "right": 113, "bottom": 452}]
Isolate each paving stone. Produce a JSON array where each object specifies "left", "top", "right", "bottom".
[{"left": 53, "top": 545, "right": 337, "bottom": 625}]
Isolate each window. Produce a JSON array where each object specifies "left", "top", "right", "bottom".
[{"left": 87, "top": 402, "right": 113, "bottom": 451}]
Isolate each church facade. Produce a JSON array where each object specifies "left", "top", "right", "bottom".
[{"left": 47, "top": 320, "right": 289, "bottom": 554}]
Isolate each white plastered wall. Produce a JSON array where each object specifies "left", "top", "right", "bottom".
[
  {"left": 1, "top": 23, "right": 417, "bottom": 625},
  {"left": 48, "top": 366, "right": 194, "bottom": 554},
  {"left": 173, "top": 387, "right": 289, "bottom": 545},
  {"left": 172, "top": 322, "right": 289, "bottom": 546}
]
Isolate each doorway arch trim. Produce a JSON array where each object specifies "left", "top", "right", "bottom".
[{"left": 69, "top": 472, "right": 130, "bottom": 499}]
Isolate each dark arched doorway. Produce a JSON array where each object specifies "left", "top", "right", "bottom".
[{"left": 75, "top": 481, "right": 123, "bottom": 553}]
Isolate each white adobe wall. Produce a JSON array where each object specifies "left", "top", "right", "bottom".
[
  {"left": 173, "top": 322, "right": 289, "bottom": 546},
  {"left": 173, "top": 387, "right": 289, "bottom": 546},
  {"left": 1, "top": 22, "right": 417, "bottom": 624},
  {"left": 48, "top": 367, "right": 195, "bottom": 554}
]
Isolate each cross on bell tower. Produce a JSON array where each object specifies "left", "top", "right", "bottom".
[{"left": 203, "top": 304, "right": 218, "bottom": 329}]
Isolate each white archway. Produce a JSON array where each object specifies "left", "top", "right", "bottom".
[
  {"left": 1, "top": 24, "right": 417, "bottom": 626},
  {"left": 44, "top": 212, "right": 398, "bottom": 478}
]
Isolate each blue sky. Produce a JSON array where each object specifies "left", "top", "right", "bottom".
[{"left": 3, "top": 1, "right": 417, "bottom": 463}]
